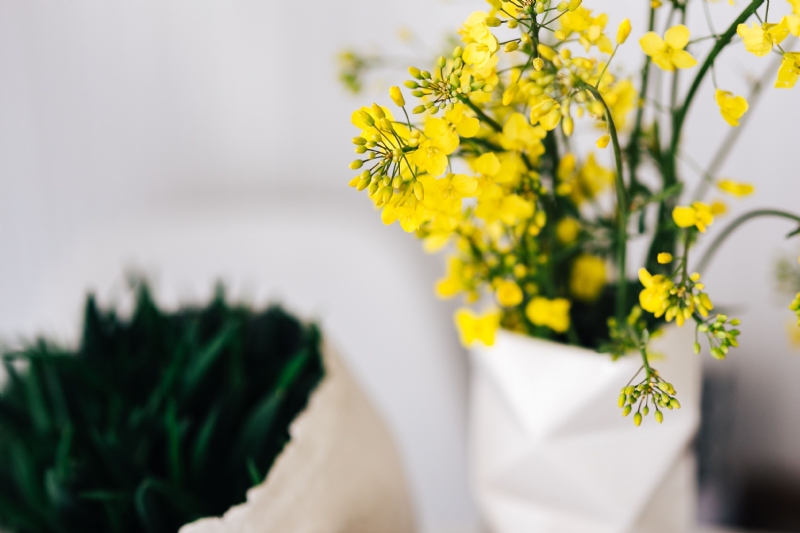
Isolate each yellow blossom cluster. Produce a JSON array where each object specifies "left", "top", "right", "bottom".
[{"left": 343, "top": 0, "right": 800, "bottom": 425}]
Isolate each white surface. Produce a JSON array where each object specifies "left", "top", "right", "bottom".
[
  {"left": 180, "top": 345, "right": 414, "bottom": 533},
  {"left": 1, "top": 1, "right": 799, "bottom": 532},
  {"left": 470, "top": 326, "right": 702, "bottom": 533}
]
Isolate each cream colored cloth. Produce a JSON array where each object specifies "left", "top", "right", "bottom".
[{"left": 180, "top": 345, "right": 416, "bottom": 533}]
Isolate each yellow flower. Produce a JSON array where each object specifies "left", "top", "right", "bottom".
[
  {"left": 718, "top": 179, "right": 755, "bottom": 198},
  {"left": 570, "top": 255, "right": 607, "bottom": 302},
  {"left": 473, "top": 152, "right": 501, "bottom": 176},
  {"left": 714, "top": 89, "right": 749, "bottom": 127},
  {"left": 737, "top": 20, "right": 790, "bottom": 57},
  {"left": 560, "top": 8, "right": 614, "bottom": 53},
  {"left": 787, "top": 15, "right": 800, "bottom": 36},
  {"left": 413, "top": 118, "right": 459, "bottom": 176},
  {"left": 525, "top": 297, "right": 571, "bottom": 333},
  {"left": 437, "top": 257, "right": 469, "bottom": 298},
  {"left": 657, "top": 253, "right": 673, "bottom": 264},
  {"left": 639, "top": 25, "right": 697, "bottom": 71},
  {"left": 556, "top": 217, "right": 581, "bottom": 244},
  {"left": 776, "top": 52, "right": 800, "bottom": 88},
  {"left": 557, "top": 153, "right": 614, "bottom": 205},
  {"left": 711, "top": 200, "right": 727, "bottom": 215},
  {"left": 455, "top": 308, "right": 501, "bottom": 347},
  {"left": 601, "top": 79, "right": 637, "bottom": 130},
  {"left": 791, "top": 0, "right": 800, "bottom": 16},
  {"left": 437, "top": 173, "right": 478, "bottom": 200},
  {"left": 496, "top": 280, "right": 524, "bottom": 307},
  {"left": 672, "top": 202, "right": 714, "bottom": 232},
  {"left": 638, "top": 268, "right": 672, "bottom": 317},
  {"left": 529, "top": 95, "right": 562, "bottom": 131},
  {"left": 462, "top": 15, "right": 499, "bottom": 70},
  {"left": 499, "top": 113, "right": 546, "bottom": 156},
  {"left": 443, "top": 103, "right": 480, "bottom": 138}
]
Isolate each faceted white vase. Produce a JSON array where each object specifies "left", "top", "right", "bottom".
[{"left": 470, "top": 325, "right": 701, "bottom": 533}]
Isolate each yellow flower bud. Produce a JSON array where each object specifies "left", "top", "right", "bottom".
[
  {"left": 389, "top": 86, "right": 405, "bottom": 107},
  {"left": 505, "top": 41, "right": 519, "bottom": 52},
  {"left": 596, "top": 134, "right": 610, "bottom": 149},
  {"left": 413, "top": 181, "right": 425, "bottom": 201},
  {"left": 485, "top": 16, "right": 502, "bottom": 27},
  {"left": 568, "top": 0, "right": 582, "bottom": 11},
  {"left": 554, "top": 30, "right": 567, "bottom": 41},
  {"left": 537, "top": 44, "right": 556, "bottom": 60},
  {"left": 533, "top": 57, "right": 544, "bottom": 71},
  {"left": 655, "top": 410, "right": 663, "bottom": 423},
  {"left": 350, "top": 160, "right": 364, "bottom": 170},
  {"left": 657, "top": 253, "right": 673, "bottom": 264},
  {"left": 622, "top": 405, "right": 632, "bottom": 417},
  {"left": 508, "top": 19, "right": 518, "bottom": 29},
  {"left": 557, "top": 1, "right": 569, "bottom": 12},
  {"left": 616, "top": 18, "right": 632, "bottom": 45},
  {"left": 562, "top": 115, "right": 574, "bottom": 136},
  {"left": 634, "top": 412, "right": 642, "bottom": 426}
]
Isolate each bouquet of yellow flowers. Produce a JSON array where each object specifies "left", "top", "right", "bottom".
[{"left": 345, "top": 0, "right": 800, "bottom": 425}]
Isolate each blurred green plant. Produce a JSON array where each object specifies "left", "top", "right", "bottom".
[{"left": 0, "top": 283, "right": 323, "bottom": 533}]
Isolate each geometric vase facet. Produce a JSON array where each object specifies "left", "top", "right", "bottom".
[{"left": 470, "top": 325, "right": 701, "bottom": 533}]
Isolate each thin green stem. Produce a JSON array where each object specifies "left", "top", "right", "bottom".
[
  {"left": 582, "top": 84, "right": 629, "bottom": 323},
  {"left": 670, "top": 0, "right": 765, "bottom": 162},
  {"left": 695, "top": 209, "right": 800, "bottom": 274},
  {"left": 692, "top": 44, "right": 787, "bottom": 201},
  {"left": 625, "top": 5, "right": 656, "bottom": 193},
  {"left": 463, "top": 98, "right": 503, "bottom": 133}
]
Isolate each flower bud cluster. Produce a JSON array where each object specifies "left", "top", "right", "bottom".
[
  {"left": 696, "top": 314, "right": 740, "bottom": 360},
  {"left": 406, "top": 48, "right": 492, "bottom": 115},
  {"left": 619, "top": 371, "right": 680, "bottom": 426}
]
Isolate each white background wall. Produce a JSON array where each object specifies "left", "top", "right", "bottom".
[{"left": 0, "top": 1, "right": 799, "bottom": 531}]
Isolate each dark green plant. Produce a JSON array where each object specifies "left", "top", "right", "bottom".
[{"left": 0, "top": 283, "right": 324, "bottom": 533}]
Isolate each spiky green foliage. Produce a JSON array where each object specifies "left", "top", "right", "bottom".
[{"left": 0, "top": 285, "right": 324, "bottom": 533}]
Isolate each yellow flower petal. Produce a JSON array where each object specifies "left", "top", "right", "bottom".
[
  {"left": 664, "top": 24, "right": 691, "bottom": 50},
  {"left": 670, "top": 49, "right": 698, "bottom": 69},
  {"left": 639, "top": 32, "right": 667, "bottom": 56},
  {"left": 672, "top": 206, "right": 696, "bottom": 228},
  {"left": 714, "top": 89, "right": 749, "bottom": 127}
]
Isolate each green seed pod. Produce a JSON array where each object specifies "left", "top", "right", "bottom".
[
  {"left": 622, "top": 405, "right": 631, "bottom": 417},
  {"left": 655, "top": 411, "right": 664, "bottom": 424},
  {"left": 634, "top": 413, "right": 642, "bottom": 426}
]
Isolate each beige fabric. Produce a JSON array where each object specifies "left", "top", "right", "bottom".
[{"left": 180, "top": 345, "right": 416, "bottom": 533}]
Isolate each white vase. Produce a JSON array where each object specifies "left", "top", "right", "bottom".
[{"left": 469, "top": 325, "right": 701, "bottom": 533}]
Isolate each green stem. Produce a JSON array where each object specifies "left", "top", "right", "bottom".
[
  {"left": 463, "top": 98, "right": 503, "bottom": 133},
  {"left": 691, "top": 48, "right": 786, "bottom": 201},
  {"left": 669, "top": 0, "right": 765, "bottom": 161},
  {"left": 582, "top": 84, "right": 629, "bottom": 323},
  {"left": 695, "top": 209, "right": 800, "bottom": 274},
  {"left": 625, "top": 5, "right": 656, "bottom": 193}
]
